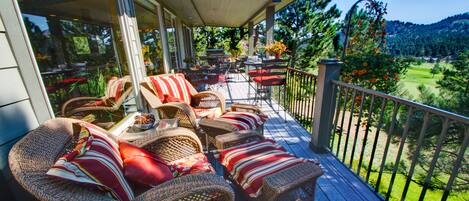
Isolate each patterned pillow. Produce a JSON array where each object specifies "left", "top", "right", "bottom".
[
  {"left": 215, "top": 111, "right": 268, "bottom": 131},
  {"left": 106, "top": 77, "right": 126, "bottom": 100},
  {"left": 147, "top": 74, "right": 194, "bottom": 105},
  {"left": 219, "top": 139, "right": 306, "bottom": 198},
  {"left": 47, "top": 123, "right": 134, "bottom": 201},
  {"left": 168, "top": 153, "right": 215, "bottom": 177}
]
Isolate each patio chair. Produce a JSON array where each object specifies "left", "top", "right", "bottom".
[
  {"left": 8, "top": 118, "right": 234, "bottom": 201},
  {"left": 140, "top": 74, "right": 267, "bottom": 145},
  {"left": 213, "top": 131, "right": 324, "bottom": 201},
  {"left": 61, "top": 76, "right": 133, "bottom": 118}
]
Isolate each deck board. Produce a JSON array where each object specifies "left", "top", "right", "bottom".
[{"left": 216, "top": 74, "right": 381, "bottom": 201}]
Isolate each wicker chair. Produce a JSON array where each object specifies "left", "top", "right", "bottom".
[
  {"left": 140, "top": 74, "right": 265, "bottom": 144},
  {"left": 8, "top": 118, "right": 234, "bottom": 201},
  {"left": 61, "top": 76, "right": 133, "bottom": 118},
  {"left": 214, "top": 131, "right": 324, "bottom": 201}
]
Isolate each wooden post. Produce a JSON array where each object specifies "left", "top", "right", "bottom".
[
  {"left": 265, "top": 5, "right": 275, "bottom": 46},
  {"left": 310, "top": 59, "right": 342, "bottom": 152},
  {"left": 248, "top": 21, "right": 254, "bottom": 56}
]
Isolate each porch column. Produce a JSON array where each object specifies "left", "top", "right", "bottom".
[
  {"left": 116, "top": 0, "right": 146, "bottom": 110},
  {"left": 175, "top": 18, "right": 186, "bottom": 69},
  {"left": 248, "top": 21, "right": 255, "bottom": 56},
  {"left": 310, "top": 59, "right": 342, "bottom": 152},
  {"left": 265, "top": 5, "right": 275, "bottom": 46},
  {"left": 157, "top": 5, "right": 171, "bottom": 74}
]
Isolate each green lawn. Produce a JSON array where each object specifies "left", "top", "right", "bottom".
[
  {"left": 400, "top": 62, "right": 450, "bottom": 98},
  {"left": 400, "top": 62, "right": 451, "bottom": 98}
]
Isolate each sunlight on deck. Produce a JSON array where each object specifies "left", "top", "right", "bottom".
[{"left": 218, "top": 74, "right": 381, "bottom": 201}]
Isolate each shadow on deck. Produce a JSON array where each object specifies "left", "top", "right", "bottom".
[{"left": 216, "top": 74, "right": 381, "bottom": 201}]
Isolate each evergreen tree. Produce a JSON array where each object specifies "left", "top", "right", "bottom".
[{"left": 275, "top": 0, "right": 340, "bottom": 69}]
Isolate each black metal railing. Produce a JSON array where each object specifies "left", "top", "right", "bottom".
[
  {"left": 272, "top": 68, "right": 318, "bottom": 132},
  {"left": 329, "top": 80, "right": 469, "bottom": 201}
]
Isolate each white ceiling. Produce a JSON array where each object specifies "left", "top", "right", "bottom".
[{"left": 159, "top": 0, "right": 294, "bottom": 27}]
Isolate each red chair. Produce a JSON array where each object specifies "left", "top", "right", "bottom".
[{"left": 251, "top": 59, "right": 288, "bottom": 110}]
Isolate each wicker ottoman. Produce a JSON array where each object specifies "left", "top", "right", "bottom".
[{"left": 214, "top": 131, "right": 323, "bottom": 201}]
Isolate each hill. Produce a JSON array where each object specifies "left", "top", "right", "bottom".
[{"left": 385, "top": 12, "right": 469, "bottom": 58}]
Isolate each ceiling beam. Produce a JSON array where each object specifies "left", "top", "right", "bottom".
[
  {"left": 190, "top": 0, "right": 205, "bottom": 26},
  {"left": 240, "top": 1, "right": 273, "bottom": 28}
]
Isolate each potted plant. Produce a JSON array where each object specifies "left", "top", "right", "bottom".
[{"left": 265, "top": 40, "right": 287, "bottom": 59}]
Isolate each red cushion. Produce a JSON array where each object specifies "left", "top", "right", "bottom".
[
  {"left": 248, "top": 69, "right": 268, "bottom": 77},
  {"left": 168, "top": 153, "right": 215, "bottom": 177},
  {"left": 148, "top": 74, "right": 194, "bottom": 105},
  {"left": 118, "top": 141, "right": 174, "bottom": 188},
  {"left": 162, "top": 94, "right": 183, "bottom": 103},
  {"left": 219, "top": 139, "right": 306, "bottom": 198},
  {"left": 253, "top": 75, "right": 285, "bottom": 86},
  {"left": 47, "top": 123, "right": 134, "bottom": 201},
  {"left": 215, "top": 111, "right": 268, "bottom": 131}
]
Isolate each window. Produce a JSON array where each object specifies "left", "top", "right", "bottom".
[
  {"left": 18, "top": 0, "right": 131, "bottom": 126},
  {"left": 164, "top": 10, "right": 180, "bottom": 71},
  {"left": 134, "top": 0, "right": 164, "bottom": 75}
]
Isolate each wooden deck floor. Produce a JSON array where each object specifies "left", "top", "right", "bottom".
[{"left": 216, "top": 74, "right": 381, "bottom": 201}]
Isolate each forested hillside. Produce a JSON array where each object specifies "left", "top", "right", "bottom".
[{"left": 386, "top": 12, "right": 469, "bottom": 57}]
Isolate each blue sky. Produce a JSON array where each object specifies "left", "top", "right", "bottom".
[{"left": 331, "top": 0, "right": 469, "bottom": 24}]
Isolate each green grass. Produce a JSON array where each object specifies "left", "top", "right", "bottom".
[{"left": 400, "top": 62, "right": 450, "bottom": 98}]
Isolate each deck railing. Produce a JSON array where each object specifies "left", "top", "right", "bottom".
[
  {"left": 272, "top": 68, "right": 317, "bottom": 132},
  {"left": 329, "top": 80, "right": 468, "bottom": 201},
  {"left": 268, "top": 60, "right": 468, "bottom": 201}
]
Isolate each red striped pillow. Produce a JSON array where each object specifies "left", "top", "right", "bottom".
[
  {"left": 47, "top": 123, "right": 134, "bottom": 201},
  {"left": 219, "top": 139, "right": 306, "bottom": 198},
  {"left": 148, "top": 74, "right": 193, "bottom": 105},
  {"left": 106, "top": 77, "right": 125, "bottom": 100},
  {"left": 215, "top": 111, "right": 267, "bottom": 130}
]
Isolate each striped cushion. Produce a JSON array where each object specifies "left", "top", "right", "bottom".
[
  {"left": 106, "top": 77, "right": 126, "bottom": 100},
  {"left": 47, "top": 122, "right": 134, "bottom": 201},
  {"left": 147, "top": 74, "right": 194, "bottom": 105},
  {"left": 215, "top": 111, "right": 267, "bottom": 131},
  {"left": 219, "top": 139, "right": 306, "bottom": 198}
]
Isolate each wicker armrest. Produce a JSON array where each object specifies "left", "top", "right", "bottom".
[
  {"left": 134, "top": 173, "right": 234, "bottom": 201},
  {"left": 230, "top": 103, "right": 262, "bottom": 114},
  {"left": 131, "top": 127, "right": 203, "bottom": 162},
  {"left": 192, "top": 91, "right": 226, "bottom": 112},
  {"left": 214, "top": 130, "right": 265, "bottom": 150},
  {"left": 61, "top": 96, "right": 102, "bottom": 116},
  {"left": 260, "top": 162, "right": 323, "bottom": 201},
  {"left": 156, "top": 102, "right": 198, "bottom": 131}
]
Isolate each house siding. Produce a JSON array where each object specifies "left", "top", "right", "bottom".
[{"left": 0, "top": 1, "right": 51, "bottom": 199}]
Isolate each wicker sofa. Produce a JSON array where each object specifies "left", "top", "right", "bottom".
[{"left": 8, "top": 118, "right": 234, "bottom": 201}]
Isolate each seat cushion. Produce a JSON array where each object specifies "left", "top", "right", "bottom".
[
  {"left": 193, "top": 107, "right": 223, "bottom": 119},
  {"left": 252, "top": 75, "right": 286, "bottom": 86},
  {"left": 215, "top": 111, "right": 268, "bottom": 131},
  {"left": 118, "top": 141, "right": 174, "bottom": 188},
  {"left": 219, "top": 139, "right": 306, "bottom": 198},
  {"left": 46, "top": 122, "right": 134, "bottom": 201},
  {"left": 248, "top": 69, "right": 268, "bottom": 77},
  {"left": 147, "top": 74, "right": 194, "bottom": 105},
  {"left": 168, "top": 153, "right": 215, "bottom": 177}
]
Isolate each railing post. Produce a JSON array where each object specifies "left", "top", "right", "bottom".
[{"left": 310, "top": 59, "right": 342, "bottom": 152}]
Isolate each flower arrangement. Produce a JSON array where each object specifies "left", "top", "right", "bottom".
[{"left": 265, "top": 41, "right": 287, "bottom": 58}]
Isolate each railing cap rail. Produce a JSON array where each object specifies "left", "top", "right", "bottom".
[
  {"left": 332, "top": 80, "right": 469, "bottom": 125},
  {"left": 287, "top": 67, "right": 317, "bottom": 77}
]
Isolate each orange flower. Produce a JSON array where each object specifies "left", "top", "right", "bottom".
[
  {"left": 355, "top": 96, "right": 362, "bottom": 104},
  {"left": 352, "top": 70, "right": 358, "bottom": 75},
  {"left": 383, "top": 75, "right": 389, "bottom": 80},
  {"left": 369, "top": 78, "right": 378, "bottom": 83},
  {"left": 357, "top": 69, "right": 368, "bottom": 76}
]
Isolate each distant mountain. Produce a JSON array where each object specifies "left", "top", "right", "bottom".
[{"left": 385, "top": 12, "right": 469, "bottom": 58}]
